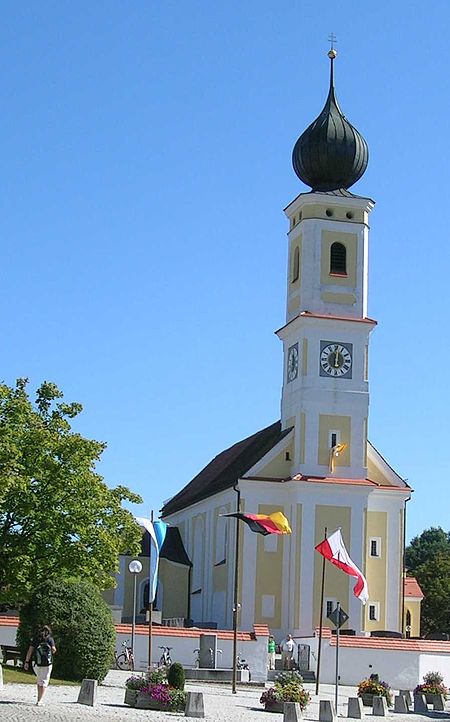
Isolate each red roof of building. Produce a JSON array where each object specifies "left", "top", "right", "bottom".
[
  {"left": 404, "top": 576, "right": 424, "bottom": 599},
  {"left": 0, "top": 616, "right": 269, "bottom": 642}
]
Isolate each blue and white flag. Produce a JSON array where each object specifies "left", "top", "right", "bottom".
[{"left": 135, "top": 517, "right": 168, "bottom": 603}]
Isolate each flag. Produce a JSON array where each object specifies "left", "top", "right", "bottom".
[
  {"left": 315, "top": 528, "right": 369, "bottom": 603},
  {"left": 135, "top": 517, "right": 168, "bottom": 603},
  {"left": 223, "top": 511, "right": 291, "bottom": 536},
  {"left": 329, "top": 443, "right": 347, "bottom": 473}
]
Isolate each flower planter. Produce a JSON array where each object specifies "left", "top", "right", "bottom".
[
  {"left": 264, "top": 701, "right": 284, "bottom": 713},
  {"left": 360, "top": 693, "right": 374, "bottom": 707},
  {"left": 124, "top": 689, "right": 139, "bottom": 707},
  {"left": 136, "top": 694, "right": 169, "bottom": 710}
]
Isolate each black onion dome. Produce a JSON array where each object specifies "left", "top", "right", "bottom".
[{"left": 292, "top": 51, "right": 368, "bottom": 191}]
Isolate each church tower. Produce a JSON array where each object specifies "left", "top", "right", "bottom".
[
  {"left": 277, "top": 49, "right": 375, "bottom": 480},
  {"left": 161, "top": 47, "right": 413, "bottom": 640}
]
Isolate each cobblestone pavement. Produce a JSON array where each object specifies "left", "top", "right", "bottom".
[{"left": 1, "top": 670, "right": 449, "bottom": 721}]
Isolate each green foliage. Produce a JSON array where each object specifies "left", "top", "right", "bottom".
[
  {"left": 168, "top": 689, "right": 187, "bottom": 711},
  {"left": 423, "top": 671, "right": 444, "bottom": 686},
  {"left": 357, "top": 676, "right": 393, "bottom": 705},
  {"left": 125, "top": 674, "right": 148, "bottom": 690},
  {"left": 415, "top": 671, "right": 448, "bottom": 699},
  {"left": 405, "top": 527, "right": 450, "bottom": 635},
  {"left": 147, "top": 667, "right": 167, "bottom": 684},
  {"left": 260, "top": 673, "right": 311, "bottom": 711},
  {"left": 17, "top": 579, "right": 116, "bottom": 682},
  {"left": 275, "top": 670, "right": 304, "bottom": 687},
  {"left": 167, "top": 661, "right": 185, "bottom": 690},
  {"left": 0, "top": 378, "right": 143, "bottom": 606}
]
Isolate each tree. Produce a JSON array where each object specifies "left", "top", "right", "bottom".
[
  {"left": 405, "top": 527, "right": 450, "bottom": 635},
  {"left": 17, "top": 579, "right": 116, "bottom": 681},
  {"left": 0, "top": 378, "right": 142, "bottom": 607}
]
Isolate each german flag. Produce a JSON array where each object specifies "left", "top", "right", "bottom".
[{"left": 223, "top": 511, "right": 291, "bottom": 535}]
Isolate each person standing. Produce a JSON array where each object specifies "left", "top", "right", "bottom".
[
  {"left": 24, "top": 625, "right": 57, "bottom": 706},
  {"left": 267, "top": 634, "right": 276, "bottom": 670},
  {"left": 281, "top": 633, "right": 295, "bottom": 670}
]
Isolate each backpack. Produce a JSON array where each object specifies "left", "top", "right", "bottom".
[{"left": 35, "top": 641, "right": 53, "bottom": 667}]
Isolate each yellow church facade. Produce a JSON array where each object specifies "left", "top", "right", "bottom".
[{"left": 160, "top": 51, "right": 419, "bottom": 640}]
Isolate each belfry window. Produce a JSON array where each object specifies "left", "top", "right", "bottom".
[
  {"left": 292, "top": 246, "right": 300, "bottom": 282},
  {"left": 330, "top": 242, "right": 347, "bottom": 275}
]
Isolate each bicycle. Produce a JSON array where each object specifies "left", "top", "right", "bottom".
[
  {"left": 114, "top": 640, "right": 134, "bottom": 671},
  {"left": 236, "top": 652, "right": 249, "bottom": 670},
  {"left": 158, "top": 645, "right": 173, "bottom": 667}
]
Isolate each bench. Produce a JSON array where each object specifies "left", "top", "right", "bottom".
[{"left": 1, "top": 645, "right": 22, "bottom": 666}]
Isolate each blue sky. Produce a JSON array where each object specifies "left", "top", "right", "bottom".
[{"left": 1, "top": 1, "right": 449, "bottom": 542}]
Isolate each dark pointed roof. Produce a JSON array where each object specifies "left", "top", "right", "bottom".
[
  {"left": 161, "top": 421, "right": 292, "bottom": 517},
  {"left": 292, "top": 50, "right": 368, "bottom": 192}
]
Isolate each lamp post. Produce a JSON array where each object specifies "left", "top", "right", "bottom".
[{"left": 128, "top": 559, "right": 143, "bottom": 665}]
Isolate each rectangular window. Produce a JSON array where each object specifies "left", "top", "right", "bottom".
[
  {"left": 369, "top": 537, "right": 381, "bottom": 558},
  {"left": 262, "top": 594, "right": 275, "bottom": 618},
  {"left": 324, "top": 598, "right": 337, "bottom": 618},
  {"left": 329, "top": 431, "right": 340, "bottom": 449},
  {"left": 368, "top": 603, "right": 379, "bottom": 621}
]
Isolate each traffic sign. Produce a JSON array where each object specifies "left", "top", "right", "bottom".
[{"left": 328, "top": 606, "right": 349, "bottom": 629}]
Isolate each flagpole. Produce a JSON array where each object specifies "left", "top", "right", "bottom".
[
  {"left": 335, "top": 601, "right": 340, "bottom": 710},
  {"left": 231, "top": 486, "right": 241, "bottom": 694},
  {"left": 315, "top": 526, "right": 327, "bottom": 695},
  {"left": 148, "top": 509, "right": 154, "bottom": 669}
]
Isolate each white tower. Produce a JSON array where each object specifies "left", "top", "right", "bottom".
[{"left": 276, "top": 50, "right": 375, "bottom": 480}]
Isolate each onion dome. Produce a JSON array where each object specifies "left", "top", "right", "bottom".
[{"left": 292, "top": 50, "right": 368, "bottom": 192}]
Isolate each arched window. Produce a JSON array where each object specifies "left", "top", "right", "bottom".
[
  {"left": 215, "top": 509, "right": 228, "bottom": 565},
  {"left": 291, "top": 246, "right": 300, "bottom": 282},
  {"left": 330, "top": 242, "right": 347, "bottom": 275},
  {"left": 405, "top": 609, "right": 412, "bottom": 638},
  {"left": 192, "top": 517, "right": 204, "bottom": 592}
]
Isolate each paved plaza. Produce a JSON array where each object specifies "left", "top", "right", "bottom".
[{"left": 1, "top": 670, "right": 449, "bottom": 721}]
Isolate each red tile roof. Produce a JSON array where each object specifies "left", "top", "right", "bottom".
[
  {"left": 0, "top": 616, "right": 19, "bottom": 626},
  {"left": 329, "top": 636, "right": 450, "bottom": 653},
  {"left": 404, "top": 576, "right": 424, "bottom": 598},
  {"left": 0, "top": 616, "right": 268, "bottom": 641}
]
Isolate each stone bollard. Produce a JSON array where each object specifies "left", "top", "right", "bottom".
[
  {"left": 399, "top": 690, "right": 413, "bottom": 707},
  {"left": 0, "top": 664, "right": 3, "bottom": 689},
  {"left": 413, "top": 694, "right": 427, "bottom": 713},
  {"left": 373, "top": 696, "right": 388, "bottom": 716},
  {"left": 284, "top": 702, "right": 303, "bottom": 722},
  {"left": 348, "top": 697, "right": 364, "bottom": 718},
  {"left": 394, "top": 695, "right": 409, "bottom": 713},
  {"left": 185, "top": 691, "right": 205, "bottom": 718},
  {"left": 77, "top": 679, "right": 97, "bottom": 706},
  {"left": 432, "top": 694, "right": 445, "bottom": 711},
  {"left": 319, "top": 699, "right": 337, "bottom": 722}
]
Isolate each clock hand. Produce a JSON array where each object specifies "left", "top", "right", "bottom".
[{"left": 334, "top": 350, "right": 340, "bottom": 367}]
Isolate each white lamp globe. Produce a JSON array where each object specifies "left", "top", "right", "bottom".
[{"left": 128, "top": 559, "right": 143, "bottom": 574}]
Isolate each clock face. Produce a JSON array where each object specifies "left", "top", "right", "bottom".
[
  {"left": 287, "top": 343, "right": 299, "bottom": 382},
  {"left": 320, "top": 341, "right": 353, "bottom": 378}
]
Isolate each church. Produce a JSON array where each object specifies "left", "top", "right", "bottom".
[{"left": 159, "top": 50, "right": 416, "bottom": 639}]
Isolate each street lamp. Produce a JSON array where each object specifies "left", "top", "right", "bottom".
[{"left": 128, "top": 559, "right": 143, "bottom": 665}]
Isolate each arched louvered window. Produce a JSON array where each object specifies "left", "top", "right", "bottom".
[
  {"left": 330, "top": 242, "right": 347, "bottom": 275},
  {"left": 292, "top": 246, "right": 300, "bottom": 282}
]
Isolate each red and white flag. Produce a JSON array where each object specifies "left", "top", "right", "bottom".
[{"left": 315, "top": 529, "right": 369, "bottom": 604}]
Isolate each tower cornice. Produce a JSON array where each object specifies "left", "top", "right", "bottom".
[
  {"left": 275, "top": 311, "right": 377, "bottom": 340},
  {"left": 284, "top": 191, "right": 375, "bottom": 217}
]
